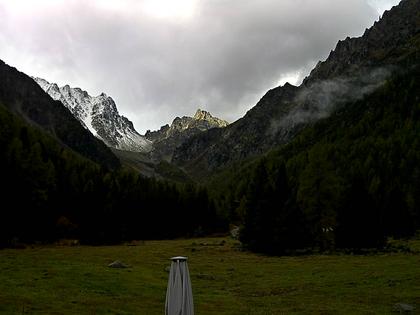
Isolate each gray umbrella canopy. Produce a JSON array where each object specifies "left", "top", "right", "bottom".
[{"left": 165, "top": 256, "right": 194, "bottom": 315}]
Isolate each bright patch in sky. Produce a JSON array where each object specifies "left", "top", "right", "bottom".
[
  {"left": 367, "top": 0, "right": 401, "bottom": 15},
  {"left": 93, "top": 0, "right": 126, "bottom": 12},
  {"left": 0, "top": 0, "right": 197, "bottom": 20},
  {"left": 0, "top": 0, "right": 63, "bottom": 15},
  {"left": 277, "top": 71, "right": 304, "bottom": 87},
  {"left": 142, "top": 0, "right": 197, "bottom": 19}
]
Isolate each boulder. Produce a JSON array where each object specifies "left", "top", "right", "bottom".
[{"left": 108, "top": 260, "right": 129, "bottom": 268}]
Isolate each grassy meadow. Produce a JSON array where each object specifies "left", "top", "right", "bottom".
[{"left": 0, "top": 237, "right": 419, "bottom": 314}]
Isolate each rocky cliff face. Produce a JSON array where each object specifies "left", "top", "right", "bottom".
[
  {"left": 146, "top": 109, "right": 228, "bottom": 142},
  {"left": 145, "top": 109, "right": 228, "bottom": 162},
  {"left": 173, "top": 0, "right": 420, "bottom": 177},
  {"left": 34, "top": 78, "right": 152, "bottom": 153},
  {"left": 304, "top": 0, "right": 420, "bottom": 85}
]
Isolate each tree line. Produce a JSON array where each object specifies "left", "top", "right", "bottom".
[
  {"left": 213, "top": 66, "right": 420, "bottom": 254},
  {"left": 0, "top": 104, "right": 224, "bottom": 247}
]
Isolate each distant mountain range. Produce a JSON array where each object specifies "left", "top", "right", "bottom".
[
  {"left": 2, "top": 0, "right": 419, "bottom": 182},
  {"left": 12, "top": 0, "right": 419, "bottom": 182},
  {"left": 34, "top": 78, "right": 229, "bottom": 165}
]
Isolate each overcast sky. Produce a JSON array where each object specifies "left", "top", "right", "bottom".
[{"left": 0, "top": 0, "right": 400, "bottom": 133}]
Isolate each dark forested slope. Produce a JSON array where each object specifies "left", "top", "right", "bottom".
[
  {"left": 212, "top": 63, "right": 420, "bottom": 254},
  {"left": 0, "top": 62, "right": 223, "bottom": 246},
  {"left": 0, "top": 103, "right": 223, "bottom": 246}
]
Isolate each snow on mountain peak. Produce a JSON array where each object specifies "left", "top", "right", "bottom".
[{"left": 33, "top": 77, "right": 151, "bottom": 153}]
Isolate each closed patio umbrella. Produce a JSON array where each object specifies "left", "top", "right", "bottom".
[{"left": 165, "top": 256, "right": 194, "bottom": 315}]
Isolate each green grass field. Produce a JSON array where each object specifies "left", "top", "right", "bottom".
[{"left": 1, "top": 237, "right": 419, "bottom": 314}]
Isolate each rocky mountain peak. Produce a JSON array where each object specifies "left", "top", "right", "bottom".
[
  {"left": 194, "top": 108, "right": 211, "bottom": 120},
  {"left": 194, "top": 108, "right": 229, "bottom": 127},
  {"left": 145, "top": 108, "right": 229, "bottom": 162},
  {"left": 146, "top": 108, "right": 229, "bottom": 142},
  {"left": 303, "top": 0, "right": 419, "bottom": 85},
  {"left": 33, "top": 77, "right": 151, "bottom": 153},
  {"left": 0, "top": 60, "right": 120, "bottom": 169}
]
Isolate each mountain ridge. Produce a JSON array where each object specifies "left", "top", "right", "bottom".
[
  {"left": 34, "top": 77, "right": 152, "bottom": 153},
  {"left": 0, "top": 60, "right": 120, "bottom": 169},
  {"left": 172, "top": 0, "right": 420, "bottom": 178}
]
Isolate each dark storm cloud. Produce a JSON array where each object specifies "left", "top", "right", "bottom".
[{"left": 0, "top": 0, "right": 400, "bottom": 133}]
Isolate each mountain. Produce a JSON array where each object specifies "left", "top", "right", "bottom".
[
  {"left": 0, "top": 60, "right": 223, "bottom": 246},
  {"left": 303, "top": 0, "right": 419, "bottom": 84},
  {"left": 0, "top": 60, "right": 120, "bottom": 169},
  {"left": 0, "top": 83, "right": 220, "bottom": 245},
  {"left": 203, "top": 0, "right": 420, "bottom": 253},
  {"left": 145, "top": 109, "right": 228, "bottom": 162},
  {"left": 34, "top": 77, "right": 152, "bottom": 153},
  {"left": 226, "top": 60, "right": 420, "bottom": 254},
  {"left": 146, "top": 109, "right": 228, "bottom": 142},
  {"left": 173, "top": 0, "right": 420, "bottom": 178}
]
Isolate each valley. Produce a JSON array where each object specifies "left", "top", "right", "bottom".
[{"left": 0, "top": 0, "right": 419, "bottom": 313}]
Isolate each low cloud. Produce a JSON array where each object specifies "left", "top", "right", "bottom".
[{"left": 270, "top": 67, "right": 392, "bottom": 135}]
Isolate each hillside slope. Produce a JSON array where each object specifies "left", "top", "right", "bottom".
[
  {"left": 0, "top": 60, "right": 120, "bottom": 169},
  {"left": 173, "top": 0, "right": 420, "bottom": 178},
  {"left": 211, "top": 58, "right": 420, "bottom": 253}
]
